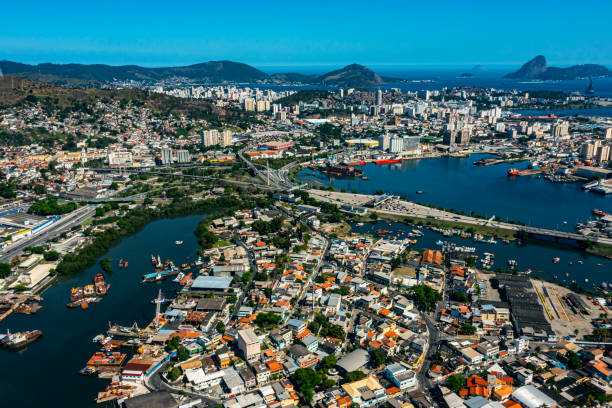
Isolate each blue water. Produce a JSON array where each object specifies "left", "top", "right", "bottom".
[
  {"left": 513, "top": 108, "right": 612, "bottom": 118},
  {"left": 0, "top": 215, "right": 206, "bottom": 408},
  {"left": 351, "top": 220, "right": 612, "bottom": 287},
  {"left": 255, "top": 66, "right": 612, "bottom": 97},
  {"left": 298, "top": 154, "right": 612, "bottom": 231}
]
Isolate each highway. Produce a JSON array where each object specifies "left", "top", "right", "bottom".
[{"left": 0, "top": 206, "right": 96, "bottom": 263}]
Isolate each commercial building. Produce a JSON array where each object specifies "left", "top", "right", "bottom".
[{"left": 237, "top": 328, "right": 261, "bottom": 362}]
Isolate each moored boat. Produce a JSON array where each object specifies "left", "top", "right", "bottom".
[
  {"left": 70, "top": 287, "right": 83, "bottom": 302},
  {"left": 1, "top": 330, "right": 42, "bottom": 349},
  {"left": 94, "top": 273, "right": 108, "bottom": 296}
]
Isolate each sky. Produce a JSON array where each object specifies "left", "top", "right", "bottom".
[{"left": 1, "top": 0, "right": 611, "bottom": 71}]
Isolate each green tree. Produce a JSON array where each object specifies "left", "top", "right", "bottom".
[
  {"left": 460, "top": 323, "right": 477, "bottom": 335},
  {"left": 0, "top": 263, "right": 11, "bottom": 279},
  {"left": 169, "top": 366, "right": 182, "bottom": 381},
  {"left": 320, "top": 355, "right": 337, "bottom": 372},
  {"left": 343, "top": 370, "right": 366, "bottom": 383},
  {"left": 43, "top": 250, "right": 60, "bottom": 261},
  {"left": 369, "top": 349, "right": 386, "bottom": 368},
  {"left": 99, "top": 258, "right": 113, "bottom": 273},
  {"left": 446, "top": 374, "right": 467, "bottom": 393},
  {"left": 216, "top": 321, "right": 225, "bottom": 334}
]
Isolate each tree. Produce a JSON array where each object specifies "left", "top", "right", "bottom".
[
  {"left": 566, "top": 350, "right": 582, "bottom": 369},
  {"left": 0, "top": 263, "right": 11, "bottom": 279},
  {"left": 291, "top": 368, "right": 323, "bottom": 403},
  {"left": 446, "top": 374, "right": 467, "bottom": 393},
  {"left": 343, "top": 371, "right": 366, "bottom": 383},
  {"left": 369, "top": 349, "right": 386, "bottom": 368},
  {"left": 320, "top": 355, "right": 337, "bottom": 372},
  {"left": 460, "top": 323, "right": 477, "bottom": 335},
  {"left": 216, "top": 321, "right": 225, "bottom": 334},
  {"left": 176, "top": 345, "right": 189, "bottom": 362},
  {"left": 99, "top": 258, "right": 113, "bottom": 273},
  {"left": 450, "top": 292, "right": 469, "bottom": 303},
  {"left": 410, "top": 285, "right": 442, "bottom": 312},
  {"left": 168, "top": 366, "right": 182, "bottom": 381},
  {"left": 43, "top": 250, "right": 60, "bottom": 261}
]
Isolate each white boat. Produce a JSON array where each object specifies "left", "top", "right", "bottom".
[
  {"left": 173, "top": 272, "right": 185, "bottom": 282},
  {"left": 175, "top": 240, "right": 183, "bottom": 245}
]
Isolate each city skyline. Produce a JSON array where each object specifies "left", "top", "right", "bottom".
[{"left": 2, "top": 0, "right": 612, "bottom": 67}]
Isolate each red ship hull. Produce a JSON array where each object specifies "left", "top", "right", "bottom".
[{"left": 375, "top": 159, "right": 402, "bottom": 165}]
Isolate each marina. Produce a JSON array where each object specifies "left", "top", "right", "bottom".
[{"left": 0, "top": 214, "right": 207, "bottom": 408}]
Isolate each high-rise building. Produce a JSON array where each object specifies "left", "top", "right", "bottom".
[
  {"left": 237, "top": 328, "right": 260, "bottom": 362},
  {"left": 389, "top": 137, "right": 403, "bottom": 153},
  {"left": 221, "top": 130, "right": 233, "bottom": 147},
  {"left": 338, "top": 88, "right": 344, "bottom": 98},
  {"left": 551, "top": 121, "right": 569, "bottom": 137},
  {"left": 107, "top": 151, "right": 133, "bottom": 167},
  {"left": 596, "top": 145, "right": 610, "bottom": 162},
  {"left": 175, "top": 149, "right": 191, "bottom": 163},
  {"left": 244, "top": 98, "right": 255, "bottom": 111},
  {"left": 378, "top": 133, "right": 390, "bottom": 151},
  {"left": 202, "top": 130, "right": 220, "bottom": 147},
  {"left": 160, "top": 148, "right": 173, "bottom": 165},
  {"left": 605, "top": 127, "right": 612, "bottom": 140},
  {"left": 376, "top": 89, "right": 383, "bottom": 106},
  {"left": 402, "top": 136, "right": 420, "bottom": 153}
]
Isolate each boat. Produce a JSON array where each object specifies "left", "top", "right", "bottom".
[
  {"left": 179, "top": 273, "right": 192, "bottom": 285},
  {"left": 94, "top": 273, "right": 108, "bottom": 296},
  {"left": 175, "top": 240, "right": 183, "bottom": 245},
  {"left": 586, "top": 77, "right": 595, "bottom": 95},
  {"left": 92, "top": 334, "right": 105, "bottom": 343},
  {"left": 507, "top": 168, "right": 519, "bottom": 176},
  {"left": 375, "top": 156, "right": 402, "bottom": 165},
  {"left": 83, "top": 284, "right": 95, "bottom": 297},
  {"left": 592, "top": 209, "right": 609, "bottom": 217},
  {"left": 70, "top": 287, "right": 83, "bottom": 302},
  {"left": 552, "top": 257, "right": 560, "bottom": 263},
  {"left": 319, "top": 164, "right": 363, "bottom": 177},
  {"left": 343, "top": 161, "right": 367, "bottom": 166},
  {"left": 173, "top": 272, "right": 185, "bottom": 282},
  {"left": 416, "top": 190, "right": 424, "bottom": 194},
  {"left": 80, "top": 366, "right": 97, "bottom": 375},
  {"left": 436, "top": 240, "right": 444, "bottom": 246},
  {"left": 1, "top": 330, "right": 42, "bottom": 349}
]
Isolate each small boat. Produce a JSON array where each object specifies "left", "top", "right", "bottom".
[
  {"left": 416, "top": 190, "right": 424, "bottom": 194},
  {"left": 507, "top": 168, "right": 519, "bottom": 176},
  {"left": 175, "top": 240, "right": 183, "bottom": 245},
  {"left": 552, "top": 257, "right": 560, "bottom": 263},
  {"left": 173, "top": 272, "right": 185, "bottom": 283},
  {"left": 80, "top": 366, "right": 97, "bottom": 375},
  {"left": 94, "top": 273, "right": 108, "bottom": 296},
  {"left": 92, "top": 334, "right": 105, "bottom": 343},
  {"left": 585, "top": 278, "right": 589, "bottom": 283},
  {"left": 578, "top": 260, "right": 584, "bottom": 264}
]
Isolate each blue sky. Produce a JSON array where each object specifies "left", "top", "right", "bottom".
[{"left": 1, "top": 0, "right": 611, "bottom": 69}]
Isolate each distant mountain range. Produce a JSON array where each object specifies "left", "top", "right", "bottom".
[
  {"left": 503, "top": 55, "right": 612, "bottom": 80},
  {"left": 0, "top": 60, "right": 393, "bottom": 88}
]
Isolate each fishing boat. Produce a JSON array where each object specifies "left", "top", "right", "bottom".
[
  {"left": 1, "top": 330, "right": 42, "bottom": 349},
  {"left": 94, "top": 273, "right": 108, "bottom": 296},
  {"left": 70, "top": 287, "right": 83, "bottom": 302},
  {"left": 507, "top": 168, "right": 519, "bottom": 176},
  {"left": 80, "top": 366, "right": 97, "bottom": 375}
]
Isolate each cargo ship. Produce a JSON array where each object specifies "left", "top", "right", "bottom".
[
  {"left": 507, "top": 168, "right": 519, "bottom": 176},
  {"left": 319, "top": 164, "right": 363, "bottom": 177},
  {"left": 94, "top": 273, "right": 108, "bottom": 296},
  {"left": 1, "top": 330, "right": 42, "bottom": 349},
  {"left": 375, "top": 156, "right": 402, "bottom": 165}
]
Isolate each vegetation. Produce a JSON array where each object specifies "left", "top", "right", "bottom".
[
  {"left": 446, "top": 374, "right": 467, "bottom": 393},
  {"left": 343, "top": 370, "right": 366, "bottom": 384},
  {"left": 291, "top": 368, "right": 325, "bottom": 403},
  {"left": 368, "top": 349, "right": 387, "bottom": 368},
  {"left": 450, "top": 291, "right": 470, "bottom": 303},
  {"left": 99, "top": 258, "right": 113, "bottom": 273},
  {"left": 28, "top": 198, "right": 77, "bottom": 215},
  {"left": 255, "top": 311, "right": 283, "bottom": 329},
  {"left": 168, "top": 366, "right": 182, "bottom": 381},
  {"left": 0, "top": 263, "right": 11, "bottom": 278},
  {"left": 307, "top": 312, "right": 346, "bottom": 340},
  {"left": 460, "top": 323, "right": 477, "bottom": 335},
  {"left": 410, "top": 285, "right": 442, "bottom": 312}
]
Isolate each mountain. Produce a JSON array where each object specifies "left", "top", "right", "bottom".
[
  {"left": 0, "top": 60, "right": 392, "bottom": 88},
  {"left": 317, "top": 64, "right": 385, "bottom": 87},
  {"left": 503, "top": 55, "right": 547, "bottom": 79},
  {"left": 503, "top": 55, "right": 612, "bottom": 80},
  {"left": 0, "top": 60, "right": 269, "bottom": 83}
]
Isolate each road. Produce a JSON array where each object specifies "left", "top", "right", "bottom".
[
  {"left": 308, "top": 189, "right": 612, "bottom": 246},
  {"left": 228, "top": 238, "right": 259, "bottom": 322},
  {"left": 0, "top": 206, "right": 96, "bottom": 263}
]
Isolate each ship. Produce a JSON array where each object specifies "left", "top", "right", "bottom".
[
  {"left": 70, "top": 287, "right": 83, "bottom": 302},
  {"left": 83, "top": 284, "right": 95, "bottom": 297},
  {"left": 94, "top": 272, "right": 108, "bottom": 296},
  {"left": 592, "top": 209, "right": 609, "bottom": 217},
  {"left": 319, "top": 164, "right": 363, "bottom": 177},
  {"left": 507, "top": 168, "right": 519, "bottom": 176},
  {"left": 1, "top": 330, "right": 42, "bottom": 349},
  {"left": 586, "top": 78, "right": 595, "bottom": 95},
  {"left": 342, "top": 161, "right": 367, "bottom": 166},
  {"left": 375, "top": 156, "right": 402, "bottom": 165}
]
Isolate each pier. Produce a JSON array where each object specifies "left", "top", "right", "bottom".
[{"left": 308, "top": 190, "right": 612, "bottom": 247}]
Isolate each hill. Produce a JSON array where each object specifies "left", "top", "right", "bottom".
[
  {"left": 317, "top": 64, "right": 385, "bottom": 87},
  {"left": 1, "top": 60, "right": 394, "bottom": 88},
  {"left": 0, "top": 60, "right": 269, "bottom": 84},
  {"left": 504, "top": 56, "right": 611, "bottom": 80}
]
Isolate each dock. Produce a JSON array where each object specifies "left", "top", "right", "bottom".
[{"left": 0, "top": 293, "right": 43, "bottom": 323}]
